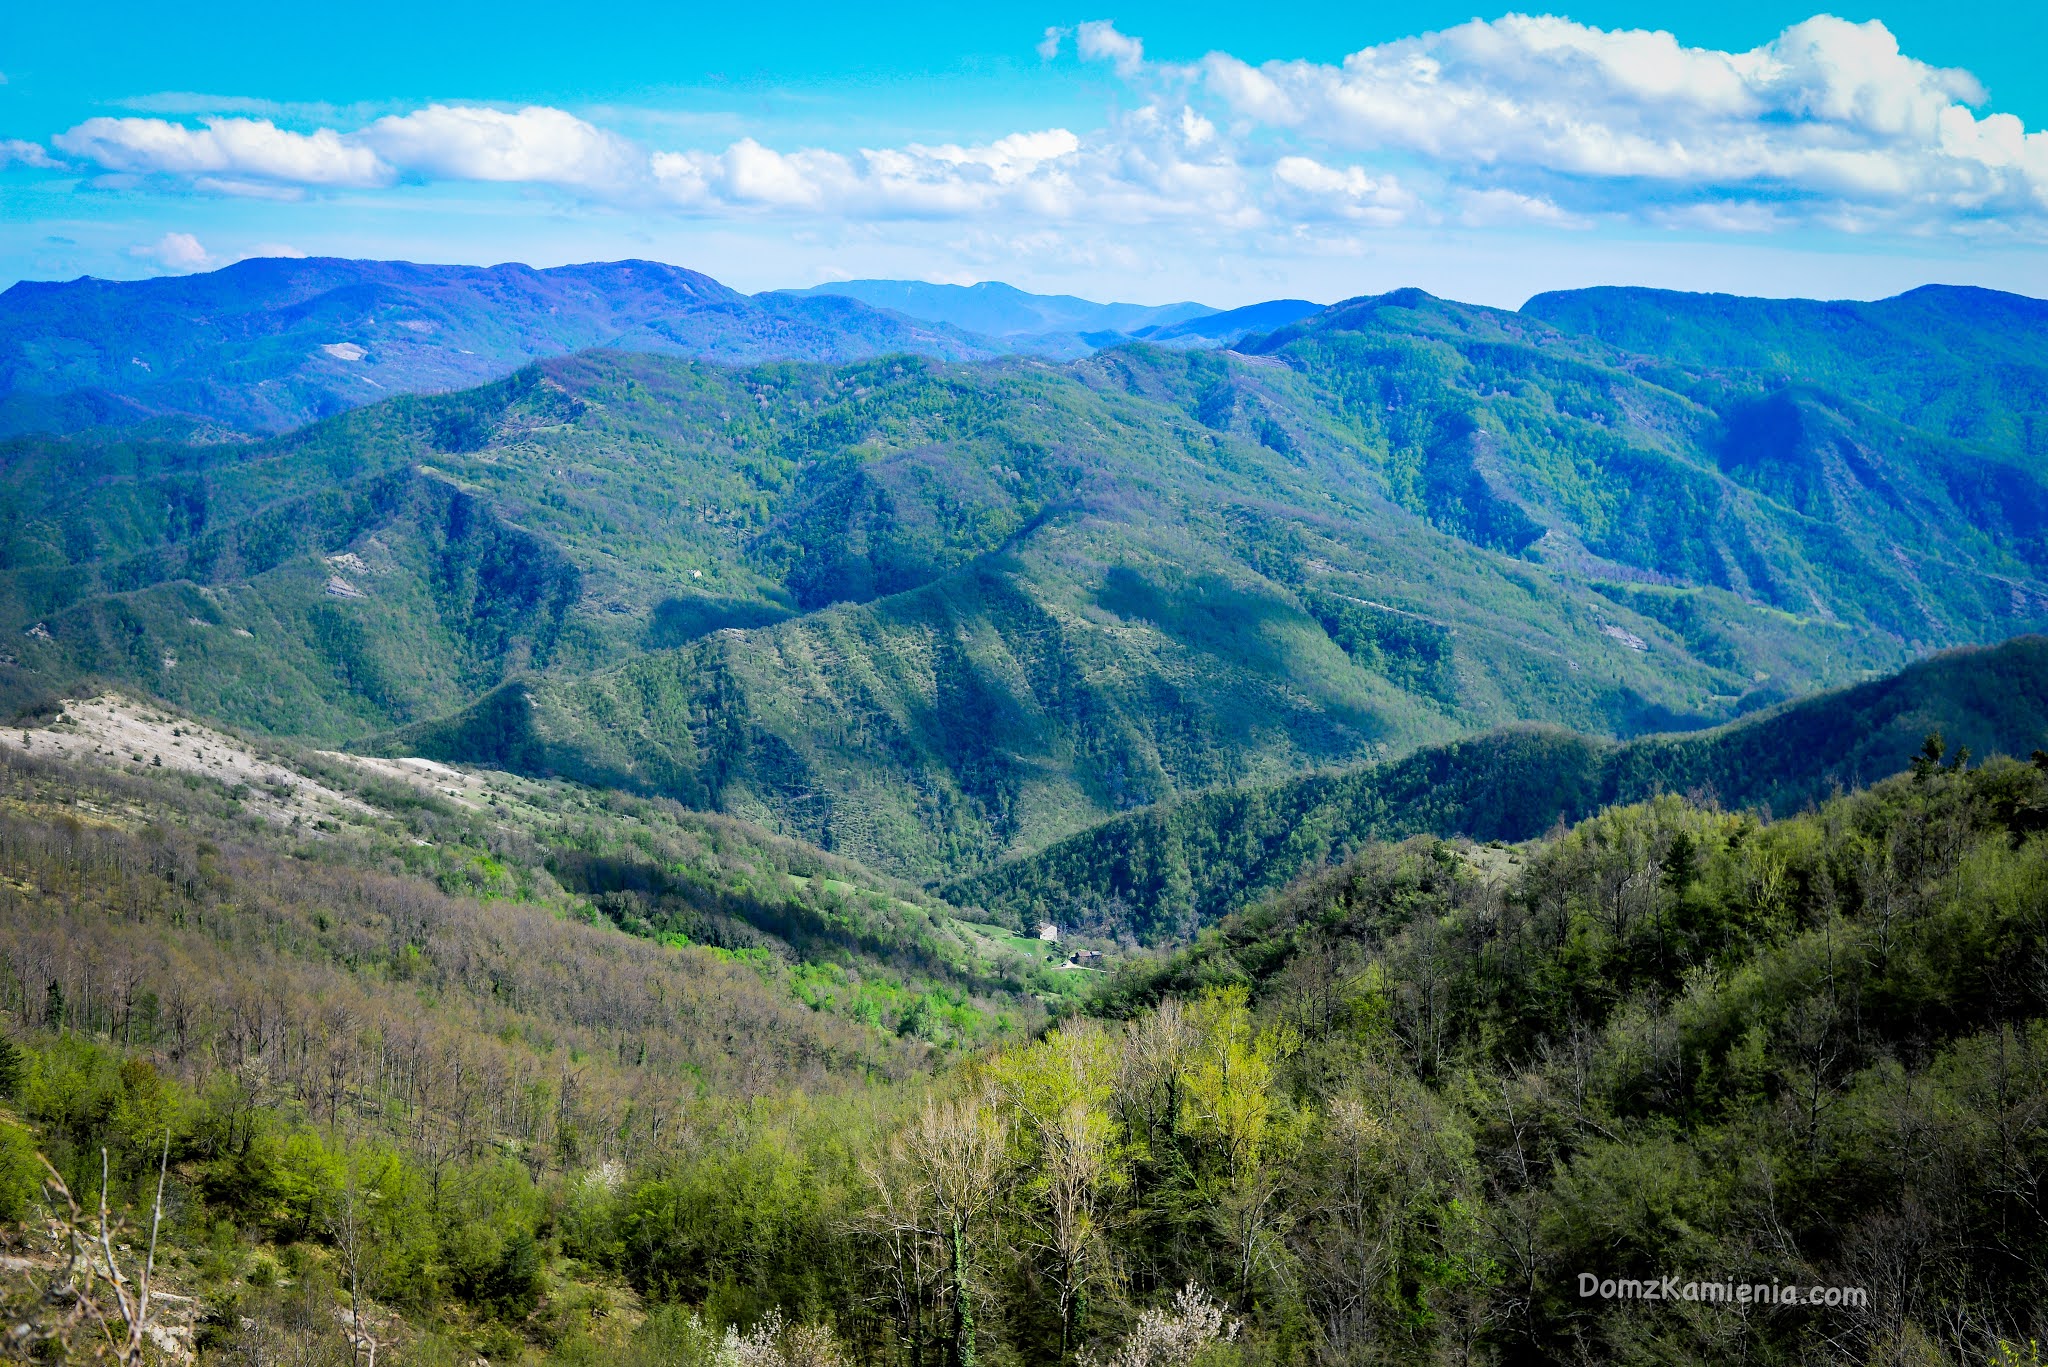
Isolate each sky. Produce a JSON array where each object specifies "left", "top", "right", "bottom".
[{"left": 1, "top": 1, "right": 2044, "bottom": 308}]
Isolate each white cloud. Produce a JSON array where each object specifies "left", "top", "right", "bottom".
[
  {"left": 1273, "top": 156, "right": 1416, "bottom": 225},
  {"left": 658, "top": 128, "right": 1097, "bottom": 221},
  {"left": 655, "top": 140, "right": 850, "bottom": 209},
  {"left": 54, "top": 117, "right": 387, "bottom": 187},
  {"left": 720, "top": 140, "right": 844, "bottom": 207},
  {"left": 39, "top": 14, "right": 2048, "bottom": 246},
  {"left": 1076, "top": 21, "right": 1145, "bottom": 79},
  {"left": 0, "top": 139, "right": 58, "bottom": 169},
  {"left": 127, "top": 231, "right": 214, "bottom": 273},
  {"left": 924, "top": 128, "right": 1081, "bottom": 180},
  {"left": 1176, "top": 14, "right": 2048, "bottom": 225},
  {"left": 361, "top": 104, "right": 642, "bottom": 191},
  {"left": 56, "top": 106, "right": 1098, "bottom": 221},
  {"left": 1456, "top": 188, "right": 1590, "bottom": 229}
]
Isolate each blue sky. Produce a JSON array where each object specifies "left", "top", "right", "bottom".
[{"left": 2, "top": 1, "right": 2044, "bottom": 306}]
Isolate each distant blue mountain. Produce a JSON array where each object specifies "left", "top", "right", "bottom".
[
  {"left": 1132, "top": 298, "right": 1325, "bottom": 347},
  {"left": 0, "top": 258, "right": 1340, "bottom": 437},
  {"left": 781, "top": 279, "right": 1217, "bottom": 341},
  {"left": 0, "top": 257, "right": 1000, "bottom": 436}
]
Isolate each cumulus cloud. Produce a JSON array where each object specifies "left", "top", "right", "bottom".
[
  {"left": 1456, "top": 188, "right": 1590, "bottom": 229},
  {"left": 55, "top": 117, "right": 388, "bottom": 187},
  {"left": 38, "top": 15, "right": 2048, "bottom": 242},
  {"left": 360, "top": 104, "right": 643, "bottom": 191},
  {"left": 655, "top": 139, "right": 844, "bottom": 208},
  {"left": 52, "top": 105, "right": 1106, "bottom": 222},
  {"left": 1273, "top": 156, "right": 1417, "bottom": 225},
  {"left": 127, "top": 231, "right": 215, "bottom": 273},
  {"left": 646, "top": 121, "right": 1239, "bottom": 225},
  {"left": 1, "top": 139, "right": 59, "bottom": 169},
  {"left": 50, "top": 106, "right": 644, "bottom": 197},
  {"left": 1173, "top": 14, "right": 2048, "bottom": 224},
  {"left": 1076, "top": 21, "right": 1146, "bottom": 79}
]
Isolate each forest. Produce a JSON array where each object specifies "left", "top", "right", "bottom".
[
  {"left": 4, "top": 269, "right": 2048, "bottom": 1365},
  {"left": 5, "top": 713, "right": 2048, "bottom": 1365},
  {"left": 11, "top": 282, "right": 2048, "bottom": 889}
]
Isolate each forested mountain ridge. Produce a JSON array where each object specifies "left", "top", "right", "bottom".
[
  {"left": 1246, "top": 287, "right": 2048, "bottom": 645},
  {"left": 8, "top": 281, "right": 2048, "bottom": 884},
  {"left": 0, "top": 339, "right": 1813, "bottom": 844},
  {"left": 784, "top": 279, "right": 1325, "bottom": 353},
  {"left": 366, "top": 287, "right": 2048, "bottom": 879},
  {"left": 6, "top": 706, "right": 2047, "bottom": 1364},
  {"left": 1063, "top": 751, "right": 2048, "bottom": 1364},
  {"left": 1524, "top": 282, "right": 2048, "bottom": 458},
  {"left": 948, "top": 634, "right": 2048, "bottom": 939},
  {"left": 0, "top": 257, "right": 1001, "bottom": 436},
  {"left": 1131, "top": 297, "right": 1324, "bottom": 346}
]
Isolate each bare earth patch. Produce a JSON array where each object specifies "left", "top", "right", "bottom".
[
  {"left": 20, "top": 695, "right": 376, "bottom": 825},
  {"left": 21, "top": 693, "right": 537, "bottom": 831}
]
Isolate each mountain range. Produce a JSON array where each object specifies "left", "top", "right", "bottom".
[
  {"left": 4, "top": 259, "right": 2046, "bottom": 892},
  {"left": 786, "top": 278, "right": 1215, "bottom": 341},
  {"left": 0, "top": 257, "right": 998, "bottom": 436},
  {"left": 6, "top": 253, "right": 2048, "bottom": 1364},
  {"left": 785, "top": 279, "right": 1324, "bottom": 355},
  {"left": 0, "top": 259, "right": 1327, "bottom": 438}
]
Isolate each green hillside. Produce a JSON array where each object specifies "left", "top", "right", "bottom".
[
  {"left": 1248, "top": 290, "right": 2048, "bottom": 643},
  {"left": 1065, "top": 753, "right": 2048, "bottom": 1364},
  {"left": 7, "top": 719, "right": 2047, "bottom": 1364},
  {"left": 0, "top": 732, "right": 964, "bottom": 1361},
  {"left": 1523, "top": 283, "right": 2048, "bottom": 458},
  {"left": 369, "top": 293, "right": 2048, "bottom": 879},
  {"left": 949, "top": 636, "right": 2048, "bottom": 939},
  {"left": 9, "top": 264, "right": 2048, "bottom": 1366},
  {"left": 14, "top": 693, "right": 1059, "bottom": 1040},
  {"left": 7, "top": 284, "right": 2048, "bottom": 890}
]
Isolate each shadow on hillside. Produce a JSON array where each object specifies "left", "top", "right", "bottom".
[{"left": 643, "top": 595, "right": 793, "bottom": 649}]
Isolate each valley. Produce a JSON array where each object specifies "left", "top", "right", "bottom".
[
  {"left": 2, "top": 260, "right": 2047, "bottom": 1366},
  {"left": 9, "top": 278, "right": 2048, "bottom": 890}
]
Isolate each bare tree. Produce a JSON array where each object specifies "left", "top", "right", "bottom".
[
  {"left": 25, "top": 1136, "right": 173, "bottom": 1365},
  {"left": 868, "top": 1086, "right": 1008, "bottom": 1367},
  {"left": 328, "top": 1158, "right": 389, "bottom": 1367}
]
